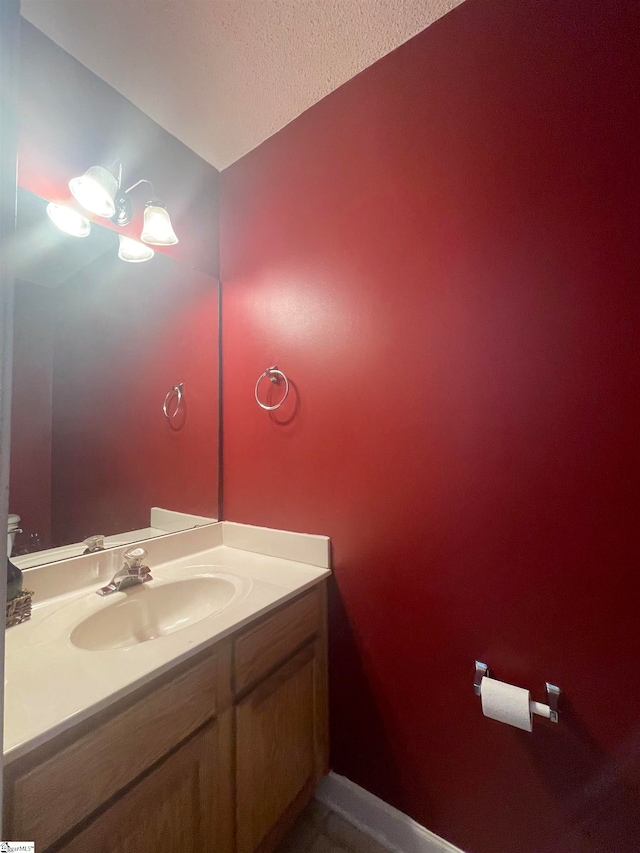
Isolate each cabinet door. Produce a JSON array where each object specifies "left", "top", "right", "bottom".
[
  {"left": 58, "top": 719, "right": 224, "bottom": 853},
  {"left": 235, "top": 642, "right": 322, "bottom": 853}
]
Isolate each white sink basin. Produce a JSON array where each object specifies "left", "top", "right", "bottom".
[{"left": 70, "top": 576, "right": 238, "bottom": 651}]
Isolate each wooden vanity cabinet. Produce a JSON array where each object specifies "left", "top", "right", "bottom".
[{"left": 3, "top": 582, "right": 328, "bottom": 853}]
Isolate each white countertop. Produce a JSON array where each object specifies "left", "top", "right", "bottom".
[{"left": 4, "top": 522, "right": 330, "bottom": 764}]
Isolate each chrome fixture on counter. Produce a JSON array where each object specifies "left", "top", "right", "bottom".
[
  {"left": 255, "top": 365, "right": 289, "bottom": 411},
  {"left": 83, "top": 535, "right": 105, "bottom": 554},
  {"left": 97, "top": 547, "right": 152, "bottom": 596}
]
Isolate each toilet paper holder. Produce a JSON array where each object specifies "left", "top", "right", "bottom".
[{"left": 474, "top": 661, "right": 560, "bottom": 723}]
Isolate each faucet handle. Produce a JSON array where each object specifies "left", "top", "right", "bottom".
[
  {"left": 83, "top": 535, "right": 105, "bottom": 554},
  {"left": 123, "top": 547, "right": 148, "bottom": 571}
]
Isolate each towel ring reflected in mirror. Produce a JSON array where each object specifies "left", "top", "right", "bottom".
[
  {"left": 255, "top": 366, "right": 289, "bottom": 411},
  {"left": 163, "top": 382, "right": 184, "bottom": 420}
]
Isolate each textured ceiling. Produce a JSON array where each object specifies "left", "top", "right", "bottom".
[{"left": 21, "top": 0, "right": 465, "bottom": 171}]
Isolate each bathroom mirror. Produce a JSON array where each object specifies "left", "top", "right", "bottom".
[{"left": 8, "top": 188, "right": 220, "bottom": 568}]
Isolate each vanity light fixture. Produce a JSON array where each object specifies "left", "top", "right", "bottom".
[
  {"left": 112, "top": 178, "right": 179, "bottom": 245},
  {"left": 46, "top": 202, "right": 91, "bottom": 237},
  {"left": 140, "top": 202, "right": 179, "bottom": 246},
  {"left": 69, "top": 165, "right": 119, "bottom": 218},
  {"left": 61, "top": 161, "right": 179, "bottom": 256},
  {"left": 118, "top": 234, "right": 155, "bottom": 263}
]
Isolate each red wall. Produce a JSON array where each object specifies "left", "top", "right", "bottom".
[
  {"left": 9, "top": 280, "right": 54, "bottom": 548},
  {"left": 50, "top": 251, "right": 219, "bottom": 546},
  {"left": 220, "top": 1, "right": 640, "bottom": 851},
  {"left": 18, "top": 20, "right": 220, "bottom": 278}
]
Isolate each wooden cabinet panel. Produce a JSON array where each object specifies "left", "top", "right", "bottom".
[
  {"left": 234, "top": 587, "right": 321, "bottom": 694},
  {"left": 236, "top": 644, "right": 318, "bottom": 853},
  {"left": 58, "top": 721, "right": 220, "bottom": 853},
  {"left": 314, "top": 584, "right": 330, "bottom": 781},
  {"left": 8, "top": 642, "right": 231, "bottom": 850}
]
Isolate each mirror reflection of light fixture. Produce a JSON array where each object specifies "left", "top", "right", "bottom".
[
  {"left": 140, "top": 202, "right": 179, "bottom": 246},
  {"left": 118, "top": 234, "right": 155, "bottom": 263},
  {"left": 63, "top": 161, "right": 179, "bottom": 254},
  {"left": 69, "top": 165, "right": 119, "bottom": 218},
  {"left": 46, "top": 202, "right": 91, "bottom": 237}
]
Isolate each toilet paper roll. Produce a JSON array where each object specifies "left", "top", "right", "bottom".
[{"left": 480, "top": 677, "right": 533, "bottom": 732}]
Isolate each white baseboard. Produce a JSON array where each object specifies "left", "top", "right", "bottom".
[{"left": 314, "top": 772, "right": 465, "bottom": 853}]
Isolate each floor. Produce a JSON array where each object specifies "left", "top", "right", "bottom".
[{"left": 276, "top": 800, "right": 393, "bottom": 853}]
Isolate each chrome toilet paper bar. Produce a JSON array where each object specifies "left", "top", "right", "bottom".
[{"left": 474, "top": 661, "right": 560, "bottom": 723}]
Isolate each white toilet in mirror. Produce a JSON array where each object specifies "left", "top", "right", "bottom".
[{"left": 7, "top": 513, "right": 21, "bottom": 557}]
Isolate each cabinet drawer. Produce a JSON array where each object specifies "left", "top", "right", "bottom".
[
  {"left": 234, "top": 587, "right": 321, "bottom": 695},
  {"left": 8, "top": 642, "right": 231, "bottom": 850}
]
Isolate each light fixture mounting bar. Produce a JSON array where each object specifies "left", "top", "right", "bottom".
[{"left": 123, "top": 178, "right": 155, "bottom": 197}]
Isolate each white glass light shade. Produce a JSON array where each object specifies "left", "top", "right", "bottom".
[
  {"left": 46, "top": 202, "right": 91, "bottom": 237},
  {"left": 140, "top": 203, "right": 179, "bottom": 245},
  {"left": 118, "top": 234, "right": 155, "bottom": 263},
  {"left": 69, "top": 165, "right": 118, "bottom": 217}
]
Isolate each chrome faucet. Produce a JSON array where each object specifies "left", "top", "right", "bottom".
[
  {"left": 83, "top": 534, "right": 105, "bottom": 554},
  {"left": 97, "top": 547, "right": 153, "bottom": 596}
]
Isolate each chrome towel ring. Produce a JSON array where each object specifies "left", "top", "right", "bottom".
[
  {"left": 163, "top": 382, "right": 184, "bottom": 420},
  {"left": 255, "top": 366, "right": 289, "bottom": 411}
]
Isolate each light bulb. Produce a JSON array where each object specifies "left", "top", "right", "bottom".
[
  {"left": 140, "top": 203, "right": 178, "bottom": 245},
  {"left": 69, "top": 165, "right": 118, "bottom": 217},
  {"left": 46, "top": 203, "right": 91, "bottom": 237},
  {"left": 118, "top": 235, "right": 155, "bottom": 263}
]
